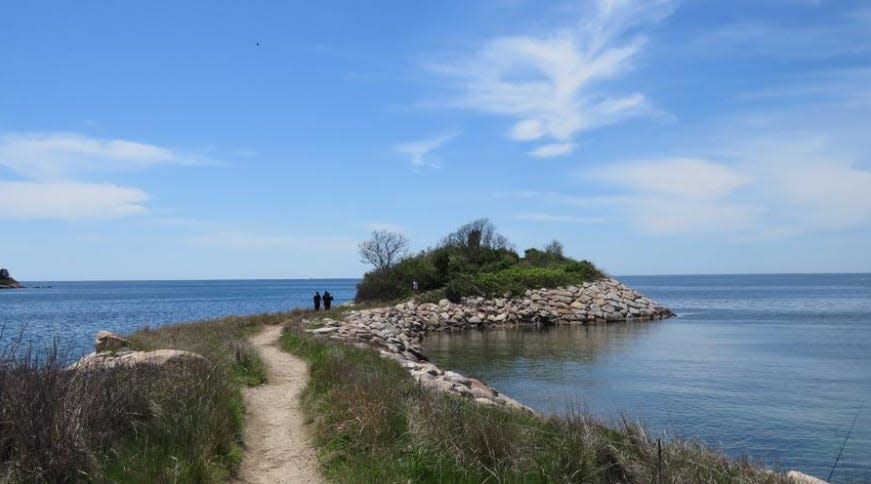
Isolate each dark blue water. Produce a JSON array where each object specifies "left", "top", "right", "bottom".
[
  {"left": 424, "top": 274, "right": 871, "bottom": 482},
  {"left": 0, "top": 279, "right": 358, "bottom": 357}
]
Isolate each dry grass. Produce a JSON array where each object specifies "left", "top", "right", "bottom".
[{"left": 0, "top": 309, "right": 309, "bottom": 482}]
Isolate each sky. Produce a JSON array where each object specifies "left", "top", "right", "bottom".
[{"left": 2, "top": 0, "right": 870, "bottom": 280}]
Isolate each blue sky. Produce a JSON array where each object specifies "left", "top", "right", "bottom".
[{"left": 2, "top": 0, "right": 870, "bottom": 280}]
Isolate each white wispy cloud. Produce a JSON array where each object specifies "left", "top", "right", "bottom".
[
  {"left": 515, "top": 212, "right": 606, "bottom": 224},
  {"left": 186, "top": 232, "right": 356, "bottom": 251},
  {"left": 692, "top": 13, "right": 871, "bottom": 60},
  {"left": 394, "top": 132, "right": 457, "bottom": 169},
  {"left": 529, "top": 142, "right": 576, "bottom": 158},
  {"left": 0, "top": 181, "right": 148, "bottom": 219},
  {"left": 738, "top": 68, "right": 871, "bottom": 108},
  {"left": 364, "top": 223, "right": 405, "bottom": 234},
  {"left": 0, "top": 131, "right": 219, "bottom": 221},
  {"left": 0, "top": 132, "right": 215, "bottom": 180},
  {"left": 574, "top": 138, "right": 871, "bottom": 236},
  {"left": 593, "top": 158, "right": 753, "bottom": 200},
  {"left": 431, "top": 0, "right": 672, "bottom": 157}
]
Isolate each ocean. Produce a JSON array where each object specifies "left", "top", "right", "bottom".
[
  {"left": 0, "top": 279, "right": 358, "bottom": 357},
  {"left": 2, "top": 274, "right": 869, "bottom": 481},
  {"left": 424, "top": 273, "right": 871, "bottom": 482}
]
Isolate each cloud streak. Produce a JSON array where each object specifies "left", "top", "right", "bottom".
[
  {"left": 0, "top": 181, "right": 148, "bottom": 219},
  {"left": 431, "top": 0, "right": 672, "bottom": 157},
  {"left": 515, "top": 212, "right": 606, "bottom": 224},
  {"left": 0, "top": 132, "right": 213, "bottom": 180},
  {"left": 186, "top": 232, "right": 356, "bottom": 251},
  {"left": 0, "top": 131, "right": 219, "bottom": 221},
  {"left": 394, "top": 132, "right": 457, "bottom": 169},
  {"left": 577, "top": 139, "right": 871, "bottom": 236}
]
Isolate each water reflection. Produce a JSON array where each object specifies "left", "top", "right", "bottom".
[
  {"left": 424, "top": 322, "right": 661, "bottom": 409},
  {"left": 426, "top": 323, "right": 657, "bottom": 365}
]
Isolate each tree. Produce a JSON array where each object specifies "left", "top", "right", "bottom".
[
  {"left": 440, "top": 218, "right": 511, "bottom": 252},
  {"left": 544, "top": 240, "right": 564, "bottom": 257},
  {"left": 0, "top": 268, "right": 8, "bottom": 279},
  {"left": 359, "top": 230, "right": 409, "bottom": 272}
]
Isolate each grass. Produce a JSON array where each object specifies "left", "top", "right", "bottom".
[
  {"left": 280, "top": 319, "right": 793, "bottom": 484},
  {"left": 0, "top": 310, "right": 302, "bottom": 483}
]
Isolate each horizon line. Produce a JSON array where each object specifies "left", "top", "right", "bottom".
[{"left": 11, "top": 271, "right": 871, "bottom": 283}]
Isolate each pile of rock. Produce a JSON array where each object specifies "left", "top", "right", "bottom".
[
  {"left": 308, "top": 318, "right": 531, "bottom": 411},
  {"left": 305, "top": 277, "right": 673, "bottom": 411},
  {"left": 69, "top": 330, "right": 209, "bottom": 370}
]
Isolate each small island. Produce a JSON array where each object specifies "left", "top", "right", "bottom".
[
  {"left": 0, "top": 267, "right": 22, "bottom": 289},
  {"left": 305, "top": 219, "right": 674, "bottom": 410}
]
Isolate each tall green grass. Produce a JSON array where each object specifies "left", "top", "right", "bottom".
[{"left": 280, "top": 322, "right": 792, "bottom": 483}]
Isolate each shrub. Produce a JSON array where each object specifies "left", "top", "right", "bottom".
[{"left": 355, "top": 220, "right": 603, "bottom": 303}]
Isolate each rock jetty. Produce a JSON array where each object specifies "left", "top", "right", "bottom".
[{"left": 305, "top": 277, "right": 673, "bottom": 411}]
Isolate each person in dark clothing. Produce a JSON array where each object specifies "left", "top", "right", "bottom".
[
  {"left": 323, "top": 291, "right": 333, "bottom": 310},
  {"left": 313, "top": 291, "right": 321, "bottom": 310}
]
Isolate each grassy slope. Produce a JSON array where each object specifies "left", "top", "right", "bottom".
[
  {"left": 110, "top": 311, "right": 304, "bottom": 482},
  {"left": 0, "top": 310, "right": 300, "bottom": 483},
  {"left": 279, "top": 316, "right": 790, "bottom": 484}
]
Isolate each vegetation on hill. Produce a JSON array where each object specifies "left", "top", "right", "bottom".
[
  {"left": 280, "top": 316, "right": 791, "bottom": 484},
  {"left": 355, "top": 218, "right": 605, "bottom": 303},
  {"left": 0, "top": 268, "right": 20, "bottom": 288}
]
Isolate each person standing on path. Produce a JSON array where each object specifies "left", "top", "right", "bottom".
[
  {"left": 313, "top": 292, "right": 321, "bottom": 311},
  {"left": 323, "top": 291, "right": 333, "bottom": 310}
]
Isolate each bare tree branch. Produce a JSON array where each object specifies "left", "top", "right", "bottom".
[{"left": 358, "top": 230, "right": 409, "bottom": 272}]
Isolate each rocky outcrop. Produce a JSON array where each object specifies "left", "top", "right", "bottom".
[
  {"left": 0, "top": 268, "right": 21, "bottom": 289},
  {"left": 304, "top": 278, "right": 673, "bottom": 411},
  {"left": 69, "top": 331, "right": 209, "bottom": 371},
  {"left": 308, "top": 317, "right": 532, "bottom": 411}
]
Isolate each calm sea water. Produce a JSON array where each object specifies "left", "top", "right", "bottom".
[
  {"left": 0, "top": 279, "right": 358, "bottom": 357},
  {"left": 424, "top": 274, "right": 871, "bottom": 482}
]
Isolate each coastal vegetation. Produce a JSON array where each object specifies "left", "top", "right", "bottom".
[
  {"left": 0, "top": 312, "right": 292, "bottom": 483},
  {"left": 1, "top": 306, "right": 803, "bottom": 482},
  {"left": 279, "top": 314, "right": 791, "bottom": 483},
  {"left": 0, "top": 269, "right": 20, "bottom": 289},
  {"left": 355, "top": 218, "right": 604, "bottom": 303}
]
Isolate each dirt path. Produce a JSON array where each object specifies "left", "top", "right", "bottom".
[{"left": 234, "top": 324, "right": 323, "bottom": 484}]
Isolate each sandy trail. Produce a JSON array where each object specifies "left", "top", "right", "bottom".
[{"left": 234, "top": 324, "right": 323, "bottom": 484}]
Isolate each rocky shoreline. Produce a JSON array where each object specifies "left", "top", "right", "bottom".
[
  {"left": 304, "top": 277, "right": 674, "bottom": 412},
  {"left": 0, "top": 268, "right": 22, "bottom": 289},
  {"left": 0, "top": 277, "right": 21, "bottom": 289}
]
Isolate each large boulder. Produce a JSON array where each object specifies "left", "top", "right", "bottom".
[
  {"left": 69, "top": 348, "right": 210, "bottom": 371},
  {"left": 68, "top": 330, "right": 210, "bottom": 371}
]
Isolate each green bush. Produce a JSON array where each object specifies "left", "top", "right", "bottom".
[{"left": 356, "top": 240, "right": 603, "bottom": 303}]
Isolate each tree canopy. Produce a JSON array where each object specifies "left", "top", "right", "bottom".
[{"left": 355, "top": 219, "right": 603, "bottom": 303}]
